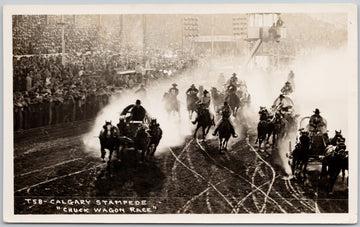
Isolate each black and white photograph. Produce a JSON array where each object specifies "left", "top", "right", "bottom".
[{"left": 3, "top": 4, "right": 358, "bottom": 223}]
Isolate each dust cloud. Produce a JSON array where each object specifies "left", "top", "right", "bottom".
[{"left": 83, "top": 47, "right": 352, "bottom": 177}]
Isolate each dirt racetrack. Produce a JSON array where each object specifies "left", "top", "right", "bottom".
[{"left": 14, "top": 119, "right": 348, "bottom": 214}]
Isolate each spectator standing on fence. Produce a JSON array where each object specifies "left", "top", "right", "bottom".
[{"left": 26, "top": 72, "right": 32, "bottom": 91}]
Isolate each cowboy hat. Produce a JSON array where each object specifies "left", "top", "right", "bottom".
[
  {"left": 314, "top": 108, "right": 320, "bottom": 114},
  {"left": 203, "top": 90, "right": 209, "bottom": 94},
  {"left": 172, "top": 83, "right": 178, "bottom": 86},
  {"left": 232, "top": 72, "right": 237, "bottom": 76}
]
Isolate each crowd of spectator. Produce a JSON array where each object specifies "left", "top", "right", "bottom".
[{"left": 13, "top": 16, "right": 197, "bottom": 132}]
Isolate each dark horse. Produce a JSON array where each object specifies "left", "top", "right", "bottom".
[
  {"left": 210, "top": 87, "right": 225, "bottom": 113},
  {"left": 134, "top": 125, "right": 151, "bottom": 162},
  {"left": 256, "top": 109, "right": 273, "bottom": 152},
  {"left": 330, "top": 130, "right": 345, "bottom": 146},
  {"left": 186, "top": 94, "right": 199, "bottom": 119},
  {"left": 99, "top": 121, "right": 119, "bottom": 164},
  {"left": 225, "top": 91, "right": 240, "bottom": 116},
  {"left": 216, "top": 119, "right": 232, "bottom": 153},
  {"left": 163, "top": 92, "right": 180, "bottom": 118},
  {"left": 272, "top": 112, "right": 288, "bottom": 147},
  {"left": 257, "top": 120, "right": 271, "bottom": 152},
  {"left": 291, "top": 131, "right": 310, "bottom": 178},
  {"left": 192, "top": 106, "right": 214, "bottom": 140},
  {"left": 147, "top": 119, "right": 163, "bottom": 158},
  {"left": 321, "top": 143, "right": 348, "bottom": 194}
]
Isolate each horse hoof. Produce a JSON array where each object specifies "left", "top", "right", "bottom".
[{"left": 102, "top": 159, "right": 105, "bottom": 163}]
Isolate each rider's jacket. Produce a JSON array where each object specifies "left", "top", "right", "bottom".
[
  {"left": 220, "top": 105, "right": 232, "bottom": 119},
  {"left": 131, "top": 105, "right": 146, "bottom": 122},
  {"left": 198, "top": 95, "right": 211, "bottom": 108},
  {"left": 186, "top": 87, "right": 198, "bottom": 96},
  {"left": 229, "top": 76, "right": 238, "bottom": 85},
  {"left": 169, "top": 87, "right": 179, "bottom": 97},
  {"left": 227, "top": 84, "right": 237, "bottom": 93}
]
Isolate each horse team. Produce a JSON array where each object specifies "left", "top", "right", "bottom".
[{"left": 98, "top": 75, "right": 348, "bottom": 195}]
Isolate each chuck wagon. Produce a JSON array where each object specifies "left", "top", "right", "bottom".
[{"left": 116, "top": 105, "right": 151, "bottom": 162}]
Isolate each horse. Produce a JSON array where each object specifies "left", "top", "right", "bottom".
[
  {"left": 163, "top": 92, "right": 180, "bottom": 118},
  {"left": 256, "top": 119, "right": 270, "bottom": 152},
  {"left": 134, "top": 124, "right": 151, "bottom": 162},
  {"left": 291, "top": 131, "right": 310, "bottom": 179},
  {"left": 272, "top": 113, "right": 288, "bottom": 147},
  {"left": 147, "top": 119, "right": 163, "bottom": 158},
  {"left": 321, "top": 145, "right": 348, "bottom": 194},
  {"left": 216, "top": 119, "right": 232, "bottom": 153},
  {"left": 210, "top": 87, "right": 225, "bottom": 113},
  {"left": 330, "top": 130, "right": 345, "bottom": 146},
  {"left": 192, "top": 106, "right": 214, "bottom": 140},
  {"left": 99, "top": 121, "right": 120, "bottom": 164},
  {"left": 225, "top": 91, "right": 240, "bottom": 116},
  {"left": 186, "top": 94, "right": 199, "bottom": 120}
]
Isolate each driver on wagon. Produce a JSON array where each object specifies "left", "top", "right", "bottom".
[
  {"left": 131, "top": 99, "right": 147, "bottom": 122},
  {"left": 309, "top": 108, "right": 327, "bottom": 134},
  {"left": 212, "top": 101, "right": 237, "bottom": 138}
]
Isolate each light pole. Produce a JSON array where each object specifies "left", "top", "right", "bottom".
[
  {"left": 57, "top": 15, "right": 66, "bottom": 66},
  {"left": 211, "top": 16, "right": 215, "bottom": 56}
]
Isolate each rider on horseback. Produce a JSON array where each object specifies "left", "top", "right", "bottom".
[
  {"left": 212, "top": 101, "right": 237, "bottom": 138},
  {"left": 227, "top": 72, "right": 239, "bottom": 87},
  {"left": 281, "top": 81, "right": 293, "bottom": 95},
  {"left": 186, "top": 84, "right": 199, "bottom": 97},
  {"left": 196, "top": 90, "right": 211, "bottom": 109},
  {"left": 169, "top": 83, "right": 179, "bottom": 97}
]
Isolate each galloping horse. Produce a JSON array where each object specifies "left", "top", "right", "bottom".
[
  {"left": 147, "top": 119, "right": 163, "bottom": 158},
  {"left": 321, "top": 144, "right": 348, "bottom": 194},
  {"left": 163, "top": 92, "right": 180, "bottom": 118},
  {"left": 99, "top": 121, "right": 120, "bottom": 164},
  {"left": 225, "top": 91, "right": 240, "bottom": 116},
  {"left": 210, "top": 87, "right": 225, "bottom": 113},
  {"left": 272, "top": 112, "right": 288, "bottom": 147},
  {"left": 192, "top": 106, "right": 214, "bottom": 140},
  {"left": 257, "top": 119, "right": 270, "bottom": 152},
  {"left": 216, "top": 119, "right": 232, "bottom": 153},
  {"left": 256, "top": 109, "right": 275, "bottom": 150},
  {"left": 330, "top": 130, "right": 345, "bottom": 146},
  {"left": 291, "top": 131, "right": 310, "bottom": 178},
  {"left": 186, "top": 94, "right": 199, "bottom": 119},
  {"left": 134, "top": 124, "right": 151, "bottom": 162}
]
